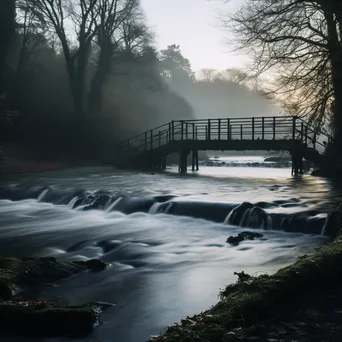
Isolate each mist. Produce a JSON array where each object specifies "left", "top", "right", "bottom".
[{"left": 0, "top": 0, "right": 280, "bottom": 163}]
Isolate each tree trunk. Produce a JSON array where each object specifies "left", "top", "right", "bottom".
[
  {"left": 323, "top": 4, "right": 342, "bottom": 155},
  {"left": 88, "top": 37, "right": 112, "bottom": 115},
  {"left": 0, "top": 0, "right": 16, "bottom": 90}
]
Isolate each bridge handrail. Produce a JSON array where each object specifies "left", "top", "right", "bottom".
[{"left": 114, "top": 115, "right": 331, "bottom": 158}]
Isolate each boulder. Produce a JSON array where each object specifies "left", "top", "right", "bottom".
[
  {"left": 0, "top": 256, "right": 108, "bottom": 337},
  {"left": 246, "top": 206, "right": 271, "bottom": 229},
  {"left": 0, "top": 257, "right": 106, "bottom": 300},
  {"left": 227, "top": 235, "right": 244, "bottom": 246}
]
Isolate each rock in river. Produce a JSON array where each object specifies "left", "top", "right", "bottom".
[{"left": 227, "top": 231, "right": 264, "bottom": 246}]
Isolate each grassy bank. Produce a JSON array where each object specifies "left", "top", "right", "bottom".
[{"left": 150, "top": 213, "right": 342, "bottom": 341}]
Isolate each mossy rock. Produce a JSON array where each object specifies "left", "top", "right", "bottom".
[
  {"left": 324, "top": 204, "right": 342, "bottom": 237},
  {"left": 0, "top": 257, "right": 107, "bottom": 300},
  {"left": 0, "top": 257, "right": 108, "bottom": 337},
  {"left": 0, "top": 301, "right": 97, "bottom": 337}
]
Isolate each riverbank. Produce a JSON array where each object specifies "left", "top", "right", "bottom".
[
  {"left": 0, "top": 142, "right": 105, "bottom": 176},
  {"left": 150, "top": 208, "right": 342, "bottom": 342},
  {"left": 0, "top": 257, "right": 107, "bottom": 337}
]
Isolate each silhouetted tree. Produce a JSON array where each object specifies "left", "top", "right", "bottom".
[
  {"left": 160, "top": 45, "right": 195, "bottom": 88},
  {"left": 0, "top": 0, "right": 16, "bottom": 89},
  {"left": 88, "top": 0, "right": 145, "bottom": 114},
  {"left": 224, "top": 0, "right": 342, "bottom": 147},
  {"left": 29, "top": 0, "right": 98, "bottom": 119}
]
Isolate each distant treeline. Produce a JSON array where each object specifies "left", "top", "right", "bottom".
[{"left": 0, "top": 0, "right": 276, "bottom": 160}]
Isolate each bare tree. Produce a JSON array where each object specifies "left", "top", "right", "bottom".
[
  {"left": 199, "top": 68, "right": 216, "bottom": 82},
  {"left": 29, "top": 0, "right": 99, "bottom": 118},
  {"left": 88, "top": 0, "right": 142, "bottom": 114},
  {"left": 223, "top": 0, "right": 342, "bottom": 145}
]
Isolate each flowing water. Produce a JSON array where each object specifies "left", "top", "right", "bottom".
[{"left": 0, "top": 157, "right": 341, "bottom": 342}]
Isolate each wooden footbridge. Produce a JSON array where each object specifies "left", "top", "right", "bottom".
[{"left": 113, "top": 116, "right": 333, "bottom": 175}]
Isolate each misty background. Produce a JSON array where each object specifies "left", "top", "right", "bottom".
[{"left": 0, "top": 0, "right": 280, "bottom": 161}]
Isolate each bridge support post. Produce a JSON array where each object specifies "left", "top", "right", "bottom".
[
  {"left": 192, "top": 150, "right": 199, "bottom": 171},
  {"left": 291, "top": 153, "right": 303, "bottom": 176},
  {"left": 178, "top": 149, "right": 189, "bottom": 173},
  {"left": 162, "top": 156, "right": 167, "bottom": 170}
]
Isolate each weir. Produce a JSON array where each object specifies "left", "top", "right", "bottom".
[{"left": 113, "top": 116, "right": 333, "bottom": 175}]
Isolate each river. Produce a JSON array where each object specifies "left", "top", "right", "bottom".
[{"left": 0, "top": 157, "right": 340, "bottom": 342}]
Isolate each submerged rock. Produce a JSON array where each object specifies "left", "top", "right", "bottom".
[
  {"left": 227, "top": 231, "right": 264, "bottom": 246},
  {"left": 227, "top": 235, "right": 244, "bottom": 246}
]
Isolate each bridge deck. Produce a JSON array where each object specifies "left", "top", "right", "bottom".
[{"left": 114, "top": 116, "right": 332, "bottom": 174}]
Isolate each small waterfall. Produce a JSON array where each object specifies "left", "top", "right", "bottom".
[
  {"left": 320, "top": 216, "right": 329, "bottom": 235},
  {"left": 68, "top": 196, "right": 79, "bottom": 208},
  {"left": 164, "top": 202, "right": 173, "bottom": 214},
  {"left": 37, "top": 188, "right": 49, "bottom": 202},
  {"left": 243, "top": 207, "right": 272, "bottom": 229},
  {"left": 149, "top": 202, "right": 162, "bottom": 214},
  {"left": 107, "top": 197, "right": 123, "bottom": 212},
  {"left": 225, "top": 202, "right": 272, "bottom": 229}
]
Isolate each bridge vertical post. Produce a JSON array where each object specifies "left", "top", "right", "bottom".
[
  {"left": 181, "top": 121, "right": 184, "bottom": 140},
  {"left": 273, "top": 117, "right": 276, "bottom": 140},
  {"left": 150, "top": 130, "right": 153, "bottom": 150},
  {"left": 195, "top": 126, "right": 198, "bottom": 140},
  {"left": 208, "top": 119, "right": 211, "bottom": 140},
  {"left": 192, "top": 150, "right": 196, "bottom": 171},
  {"left": 196, "top": 151, "right": 199, "bottom": 171},
  {"left": 252, "top": 117, "right": 255, "bottom": 140},
  {"left": 262, "top": 117, "right": 265, "bottom": 140},
  {"left": 305, "top": 126, "right": 308, "bottom": 145},
  {"left": 227, "top": 119, "right": 230, "bottom": 140},
  {"left": 168, "top": 123, "right": 172, "bottom": 143},
  {"left": 172, "top": 121, "right": 175, "bottom": 141},
  {"left": 240, "top": 125, "right": 243, "bottom": 139},
  {"left": 186, "top": 123, "right": 188, "bottom": 139},
  {"left": 162, "top": 156, "right": 167, "bottom": 170},
  {"left": 218, "top": 119, "right": 221, "bottom": 140},
  {"left": 192, "top": 123, "right": 195, "bottom": 140},
  {"left": 145, "top": 132, "right": 148, "bottom": 150},
  {"left": 230, "top": 125, "right": 232, "bottom": 140},
  {"left": 292, "top": 116, "right": 297, "bottom": 141}
]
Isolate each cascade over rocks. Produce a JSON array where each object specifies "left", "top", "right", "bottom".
[
  {"left": 226, "top": 202, "right": 254, "bottom": 226},
  {"left": 226, "top": 202, "right": 271, "bottom": 229}
]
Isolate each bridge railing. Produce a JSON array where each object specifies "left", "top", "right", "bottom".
[{"left": 115, "top": 116, "right": 333, "bottom": 157}]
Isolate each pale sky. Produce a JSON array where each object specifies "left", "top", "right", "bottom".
[{"left": 141, "top": 0, "right": 250, "bottom": 73}]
